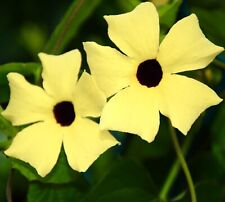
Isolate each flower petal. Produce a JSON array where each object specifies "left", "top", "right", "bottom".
[
  {"left": 100, "top": 86, "right": 160, "bottom": 142},
  {"left": 157, "top": 74, "right": 222, "bottom": 134},
  {"left": 39, "top": 50, "right": 81, "bottom": 100},
  {"left": 104, "top": 2, "right": 159, "bottom": 60},
  {"left": 83, "top": 42, "right": 137, "bottom": 97},
  {"left": 157, "top": 14, "right": 224, "bottom": 74},
  {"left": 73, "top": 71, "right": 106, "bottom": 118},
  {"left": 5, "top": 122, "right": 63, "bottom": 177},
  {"left": 2, "top": 73, "right": 54, "bottom": 126},
  {"left": 63, "top": 117, "right": 118, "bottom": 172}
]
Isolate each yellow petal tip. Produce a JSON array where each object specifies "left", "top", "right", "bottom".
[
  {"left": 116, "top": 141, "right": 121, "bottom": 146},
  {"left": 145, "top": 136, "right": 157, "bottom": 143},
  {"left": 103, "top": 15, "right": 112, "bottom": 22},
  {"left": 217, "top": 97, "right": 223, "bottom": 104},
  {"left": 82, "top": 41, "right": 90, "bottom": 49},
  {"left": 6, "top": 72, "right": 20, "bottom": 80},
  {"left": 1, "top": 110, "right": 6, "bottom": 117},
  {"left": 4, "top": 149, "right": 10, "bottom": 156},
  {"left": 38, "top": 52, "right": 47, "bottom": 60},
  {"left": 83, "top": 41, "right": 97, "bottom": 48},
  {"left": 218, "top": 46, "right": 225, "bottom": 53},
  {"left": 36, "top": 168, "right": 49, "bottom": 178},
  {"left": 103, "top": 15, "right": 109, "bottom": 19},
  {"left": 190, "top": 13, "right": 197, "bottom": 18}
]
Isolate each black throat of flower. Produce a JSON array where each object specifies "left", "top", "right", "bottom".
[
  {"left": 136, "top": 59, "right": 163, "bottom": 87},
  {"left": 53, "top": 101, "right": 75, "bottom": 126}
]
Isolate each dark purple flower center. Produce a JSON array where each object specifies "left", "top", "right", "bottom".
[
  {"left": 136, "top": 59, "right": 163, "bottom": 87},
  {"left": 53, "top": 101, "right": 75, "bottom": 126}
]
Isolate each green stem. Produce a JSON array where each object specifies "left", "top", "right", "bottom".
[
  {"left": 6, "top": 169, "right": 13, "bottom": 202},
  {"left": 159, "top": 158, "right": 180, "bottom": 201},
  {"left": 159, "top": 122, "right": 197, "bottom": 201},
  {"left": 44, "top": 0, "right": 103, "bottom": 54},
  {"left": 169, "top": 124, "right": 196, "bottom": 202},
  {"left": 48, "top": 0, "right": 85, "bottom": 54}
]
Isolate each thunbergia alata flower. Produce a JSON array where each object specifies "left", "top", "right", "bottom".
[
  {"left": 2, "top": 50, "right": 118, "bottom": 177},
  {"left": 84, "top": 2, "right": 224, "bottom": 142}
]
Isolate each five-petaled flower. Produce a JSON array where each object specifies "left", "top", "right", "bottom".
[
  {"left": 84, "top": 2, "right": 224, "bottom": 142},
  {"left": 2, "top": 50, "right": 118, "bottom": 177}
]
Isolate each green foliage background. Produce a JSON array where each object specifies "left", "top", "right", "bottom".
[{"left": 0, "top": 0, "right": 225, "bottom": 201}]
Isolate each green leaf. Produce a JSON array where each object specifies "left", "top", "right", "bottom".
[
  {"left": 211, "top": 103, "right": 225, "bottom": 135},
  {"left": 0, "top": 63, "right": 41, "bottom": 103},
  {"left": 81, "top": 159, "right": 157, "bottom": 202},
  {"left": 88, "top": 147, "right": 120, "bottom": 184},
  {"left": 0, "top": 152, "right": 11, "bottom": 202},
  {"left": 126, "top": 117, "right": 172, "bottom": 160},
  {"left": 158, "top": 0, "right": 182, "bottom": 29},
  {"left": 91, "top": 188, "right": 155, "bottom": 202},
  {"left": 212, "top": 132, "right": 225, "bottom": 172},
  {"left": 0, "top": 62, "right": 41, "bottom": 85},
  {"left": 210, "top": 102, "right": 225, "bottom": 172},
  {"left": 177, "top": 181, "right": 225, "bottom": 202},
  {"left": 191, "top": 152, "right": 224, "bottom": 182},
  {"left": 27, "top": 182, "right": 84, "bottom": 202},
  {"left": 44, "top": 0, "right": 103, "bottom": 54},
  {"left": 12, "top": 149, "right": 84, "bottom": 184},
  {"left": 0, "top": 132, "right": 8, "bottom": 149},
  {"left": 116, "top": 0, "right": 141, "bottom": 11},
  {"left": 191, "top": 6, "right": 225, "bottom": 49},
  {"left": 0, "top": 107, "right": 18, "bottom": 150},
  {"left": 195, "top": 182, "right": 225, "bottom": 202}
]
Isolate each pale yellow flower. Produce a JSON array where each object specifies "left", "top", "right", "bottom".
[
  {"left": 2, "top": 50, "right": 118, "bottom": 177},
  {"left": 83, "top": 2, "right": 224, "bottom": 142}
]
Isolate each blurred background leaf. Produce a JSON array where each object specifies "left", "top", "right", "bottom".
[
  {"left": 191, "top": 4, "right": 225, "bottom": 56},
  {"left": 11, "top": 149, "right": 86, "bottom": 184},
  {"left": 44, "top": 0, "right": 104, "bottom": 54},
  {"left": 27, "top": 183, "right": 85, "bottom": 202},
  {"left": 0, "top": 63, "right": 41, "bottom": 103},
  {"left": 177, "top": 181, "right": 225, "bottom": 202},
  {"left": 0, "top": 152, "right": 11, "bottom": 202},
  {"left": 158, "top": 0, "right": 182, "bottom": 29},
  {"left": 81, "top": 159, "right": 157, "bottom": 202},
  {"left": 0, "top": 106, "right": 18, "bottom": 150}
]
